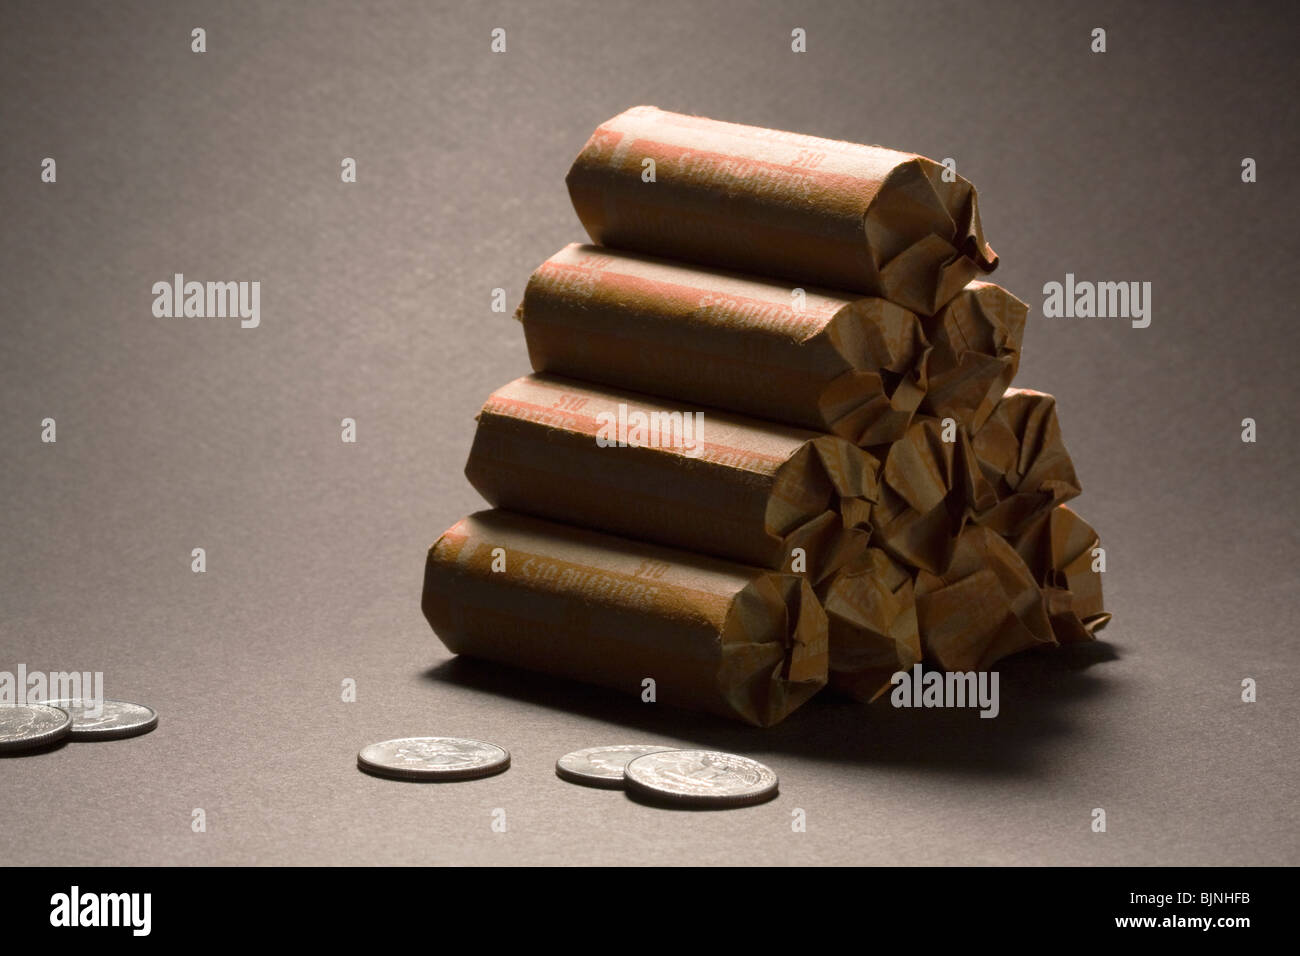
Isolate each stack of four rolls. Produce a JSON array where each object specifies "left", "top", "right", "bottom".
[{"left": 423, "top": 106, "right": 1109, "bottom": 725}]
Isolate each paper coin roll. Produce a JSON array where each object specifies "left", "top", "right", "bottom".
[
  {"left": 464, "top": 374, "right": 879, "bottom": 586},
  {"left": 422, "top": 510, "right": 829, "bottom": 726},
  {"left": 519, "top": 243, "right": 927, "bottom": 446},
  {"left": 566, "top": 106, "right": 998, "bottom": 316}
]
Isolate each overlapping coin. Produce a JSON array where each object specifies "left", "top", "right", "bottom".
[
  {"left": 555, "top": 744, "right": 672, "bottom": 789},
  {"left": 623, "top": 749, "right": 779, "bottom": 808},
  {"left": 44, "top": 699, "right": 158, "bottom": 741},
  {"left": 357, "top": 736, "right": 510, "bottom": 782},
  {"left": 0, "top": 704, "right": 72, "bottom": 754}
]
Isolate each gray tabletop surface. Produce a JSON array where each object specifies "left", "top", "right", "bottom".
[{"left": 2, "top": 0, "right": 1296, "bottom": 865}]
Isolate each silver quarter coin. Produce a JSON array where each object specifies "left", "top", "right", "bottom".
[
  {"left": 555, "top": 745, "right": 673, "bottom": 789},
  {"left": 623, "top": 750, "right": 779, "bottom": 808},
  {"left": 45, "top": 699, "right": 158, "bottom": 741},
  {"left": 0, "top": 704, "right": 72, "bottom": 753},
  {"left": 357, "top": 737, "right": 510, "bottom": 782}
]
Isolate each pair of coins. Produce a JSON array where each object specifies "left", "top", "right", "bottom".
[
  {"left": 557, "top": 745, "right": 779, "bottom": 809},
  {"left": 0, "top": 699, "right": 158, "bottom": 754}
]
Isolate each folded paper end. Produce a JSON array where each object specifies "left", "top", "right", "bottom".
[
  {"left": 819, "top": 549, "right": 922, "bottom": 703},
  {"left": 915, "top": 524, "right": 1057, "bottom": 671},
  {"left": 768, "top": 438, "right": 881, "bottom": 584},
  {"left": 722, "top": 573, "right": 829, "bottom": 726},
  {"left": 1012, "top": 504, "right": 1111, "bottom": 646},
  {"left": 867, "top": 157, "right": 998, "bottom": 315}
]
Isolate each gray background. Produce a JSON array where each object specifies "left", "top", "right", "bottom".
[{"left": 1, "top": 0, "right": 1296, "bottom": 866}]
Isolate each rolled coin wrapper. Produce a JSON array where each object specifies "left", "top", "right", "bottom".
[
  {"left": 518, "top": 243, "right": 927, "bottom": 446},
  {"left": 1012, "top": 504, "right": 1111, "bottom": 644},
  {"left": 422, "top": 510, "right": 829, "bottom": 726},
  {"left": 817, "top": 548, "right": 921, "bottom": 702},
  {"left": 920, "top": 282, "right": 1027, "bottom": 432},
  {"left": 870, "top": 416, "right": 996, "bottom": 575},
  {"left": 914, "top": 524, "right": 1056, "bottom": 671},
  {"left": 972, "top": 388, "right": 1082, "bottom": 536},
  {"left": 566, "top": 105, "right": 997, "bottom": 315},
  {"left": 464, "top": 374, "right": 879, "bottom": 585}
]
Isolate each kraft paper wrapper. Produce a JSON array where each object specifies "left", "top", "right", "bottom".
[
  {"left": 566, "top": 105, "right": 997, "bottom": 315},
  {"left": 518, "top": 242, "right": 927, "bottom": 446},
  {"left": 1012, "top": 504, "right": 1111, "bottom": 644},
  {"left": 464, "top": 374, "right": 879, "bottom": 585},
  {"left": 817, "top": 548, "right": 920, "bottom": 702},
  {"left": 972, "top": 388, "right": 1082, "bottom": 536},
  {"left": 919, "top": 281, "right": 1027, "bottom": 432},
  {"left": 422, "top": 510, "right": 828, "bottom": 726},
  {"left": 914, "top": 524, "right": 1056, "bottom": 671},
  {"left": 870, "top": 416, "right": 997, "bottom": 575}
]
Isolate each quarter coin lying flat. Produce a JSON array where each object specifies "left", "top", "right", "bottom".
[
  {"left": 555, "top": 745, "right": 673, "bottom": 789},
  {"left": 45, "top": 699, "right": 158, "bottom": 741},
  {"left": 357, "top": 737, "right": 510, "bottom": 782},
  {"left": 623, "top": 750, "right": 779, "bottom": 808},
  {"left": 0, "top": 704, "right": 72, "bottom": 754}
]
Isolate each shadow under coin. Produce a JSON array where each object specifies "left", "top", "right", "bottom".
[
  {"left": 0, "top": 738, "right": 72, "bottom": 758},
  {"left": 621, "top": 788, "right": 781, "bottom": 812}
]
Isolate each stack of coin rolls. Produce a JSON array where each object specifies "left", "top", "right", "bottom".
[{"left": 424, "top": 106, "right": 1109, "bottom": 721}]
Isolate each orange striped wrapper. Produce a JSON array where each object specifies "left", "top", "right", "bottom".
[
  {"left": 422, "top": 510, "right": 828, "bottom": 726},
  {"left": 566, "top": 106, "right": 997, "bottom": 316},
  {"left": 464, "top": 374, "right": 879, "bottom": 586},
  {"left": 519, "top": 243, "right": 927, "bottom": 446}
]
